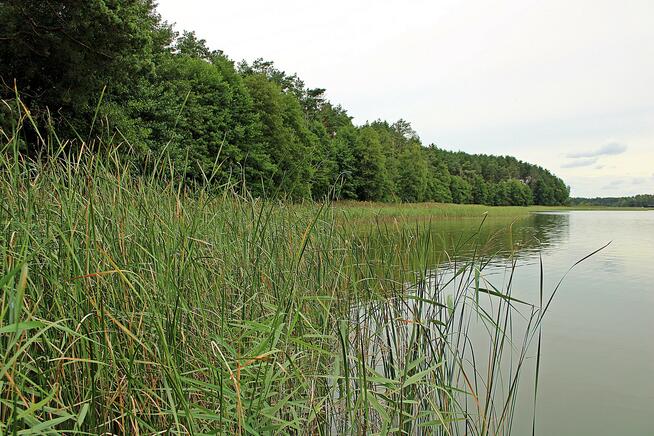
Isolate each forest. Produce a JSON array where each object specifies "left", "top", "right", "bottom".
[
  {"left": 0, "top": 0, "right": 569, "bottom": 206},
  {"left": 570, "top": 194, "right": 654, "bottom": 208}
]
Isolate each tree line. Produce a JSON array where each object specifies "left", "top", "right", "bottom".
[
  {"left": 570, "top": 194, "right": 654, "bottom": 208},
  {"left": 0, "top": 0, "right": 569, "bottom": 205}
]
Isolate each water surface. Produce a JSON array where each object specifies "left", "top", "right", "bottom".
[{"left": 451, "top": 211, "right": 654, "bottom": 435}]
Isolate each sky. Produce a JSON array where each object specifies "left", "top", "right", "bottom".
[{"left": 156, "top": 0, "right": 654, "bottom": 197}]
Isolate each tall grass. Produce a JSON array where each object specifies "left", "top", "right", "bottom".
[
  {"left": 332, "top": 201, "right": 559, "bottom": 222},
  {"left": 0, "top": 113, "right": 598, "bottom": 434}
]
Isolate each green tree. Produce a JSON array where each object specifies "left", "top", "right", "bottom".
[
  {"left": 121, "top": 33, "right": 273, "bottom": 192},
  {"left": 469, "top": 174, "right": 490, "bottom": 205},
  {"left": 332, "top": 125, "right": 359, "bottom": 200},
  {"left": 308, "top": 120, "right": 338, "bottom": 200},
  {"left": 0, "top": 2, "right": 571, "bottom": 206},
  {"left": 244, "top": 74, "right": 315, "bottom": 199},
  {"left": 449, "top": 176, "right": 473, "bottom": 204},
  {"left": 506, "top": 179, "right": 533, "bottom": 206},
  {"left": 0, "top": 0, "right": 172, "bottom": 134},
  {"left": 352, "top": 127, "right": 390, "bottom": 201},
  {"left": 424, "top": 147, "right": 453, "bottom": 202},
  {"left": 397, "top": 143, "right": 429, "bottom": 202}
]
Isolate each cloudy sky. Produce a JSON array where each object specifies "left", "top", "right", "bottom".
[{"left": 156, "top": 0, "right": 654, "bottom": 197}]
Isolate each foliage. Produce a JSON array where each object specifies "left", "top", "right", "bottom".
[
  {"left": 490, "top": 179, "right": 534, "bottom": 206},
  {"left": 0, "top": 0, "right": 570, "bottom": 206},
  {"left": 449, "top": 175, "right": 473, "bottom": 204},
  {"left": 397, "top": 142, "right": 429, "bottom": 202},
  {"left": 0, "top": 0, "right": 172, "bottom": 133},
  {"left": 570, "top": 194, "right": 654, "bottom": 207},
  {"left": 351, "top": 126, "right": 391, "bottom": 201},
  {"left": 0, "top": 137, "right": 572, "bottom": 434},
  {"left": 243, "top": 73, "right": 315, "bottom": 199}
]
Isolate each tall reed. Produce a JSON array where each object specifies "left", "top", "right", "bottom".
[{"left": 0, "top": 112, "right": 599, "bottom": 434}]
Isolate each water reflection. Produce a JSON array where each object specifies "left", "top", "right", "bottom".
[{"left": 354, "top": 212, "right": 572, "bottom": 272}]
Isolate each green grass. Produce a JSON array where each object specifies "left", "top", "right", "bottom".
[
  {"left": 333, "top": 201, "right": 653, "bottom": 225},
  {"left": 332, "top": 201, "right": 654, "bottom": 224},
  {"left": 333, "top": 200, "right": 558, "bottom": 222},
  {"left": 0, "top": 118, "right": 599, "bottom": 434}
]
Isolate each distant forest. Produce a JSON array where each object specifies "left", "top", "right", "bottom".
[
  {"left": 570, "top": 195, "right": 654, "bottom": 208},
  {"left": 0, "top": 1, "right": 569, "bottom": 205}
]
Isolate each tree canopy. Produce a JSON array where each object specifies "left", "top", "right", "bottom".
[
  {"left": 0, "top": 0, "right": 570, "bottom": 206},
  {"left": 570, "top": 194, "right": 654, "bottom": 208}
]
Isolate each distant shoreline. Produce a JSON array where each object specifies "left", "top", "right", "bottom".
[{"left": 331, "top": 201, "right": 653, "bottom": 223}]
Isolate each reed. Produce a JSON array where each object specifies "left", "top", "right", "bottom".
[
  {"left": 0, "top": 116, "right": 599, "bottom": 434},
  {"left": 333, "top": 200, "right": 558, "bottom": 222}
]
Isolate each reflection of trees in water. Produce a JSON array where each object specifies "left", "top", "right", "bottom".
[
  {"left": 527, "top": 212, "right": 570, "bottom": 253},
  {"left": 352, "top": 213, "right": 571, "bottom": 273}
]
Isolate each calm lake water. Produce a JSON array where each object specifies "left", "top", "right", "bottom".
[
  {"left": 341, "top": 210, "right": 653, "bottom": 434},
  {"left": 450, "top": 211, "right": 654, "bottom": 435}
]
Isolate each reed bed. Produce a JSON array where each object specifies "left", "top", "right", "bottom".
[
  {"left": 0, "top": 118, "right": 598, "bottom": 434},
  {"left": 332, "top": 201, "right": 559, "bottom": 222}
]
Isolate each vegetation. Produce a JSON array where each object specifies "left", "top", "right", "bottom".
[
  {"left": 333, "top": 201, "right": 558, "bottom": 222},
  {"left": 0, "top": 117, "right": 584, "bottom": 433},
  {"left": 0, "top": 2, "right": 627, "bottom": 435},
  {"left": 0, "top": 0, "right": 569, "bottom": 206},
  {"left": 570, "top": 194, "right": 654, "bottom": 208}
]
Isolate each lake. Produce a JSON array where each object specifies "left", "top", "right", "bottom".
[
  {"left": 348, "top": 210, "right": 653, "bottom": 434},
  {"left": 440, "top": 210, "right": 654, "bottom": 435},
  {"left": 507, "top": 211, "right": 654, "bottom": 435}
]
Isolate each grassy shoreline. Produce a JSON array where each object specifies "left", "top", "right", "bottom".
[{"left": 332, "top": 200, "right": 652, "bottom": 222}]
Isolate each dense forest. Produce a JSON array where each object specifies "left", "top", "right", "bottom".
[
  {"left": 570, "top": 194, "right": 654, "bottom": 208},
  {"left": 0, "top": 0, "right": 569, "bottom": 205}
]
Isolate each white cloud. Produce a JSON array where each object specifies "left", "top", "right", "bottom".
[
  {"left": 561, "top": 158, "right": 599, "bottom": 168},
  {"left": 566, "top": 142, "right": 628, "bottom": 158}
]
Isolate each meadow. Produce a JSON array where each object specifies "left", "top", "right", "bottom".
[
  {"left": 0, "top": 138, "right": 591, "bottom": 434},
  {"left": 332, "top": 201, "right": 558, "bottom": 221}
]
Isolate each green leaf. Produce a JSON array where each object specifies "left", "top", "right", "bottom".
[{"left": 0, "top": 321, "right": 46, "bottom": 335}]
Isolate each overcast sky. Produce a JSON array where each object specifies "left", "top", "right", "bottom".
[{"left": 156, "top": 0, "right": 654, "bottom": 197}]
